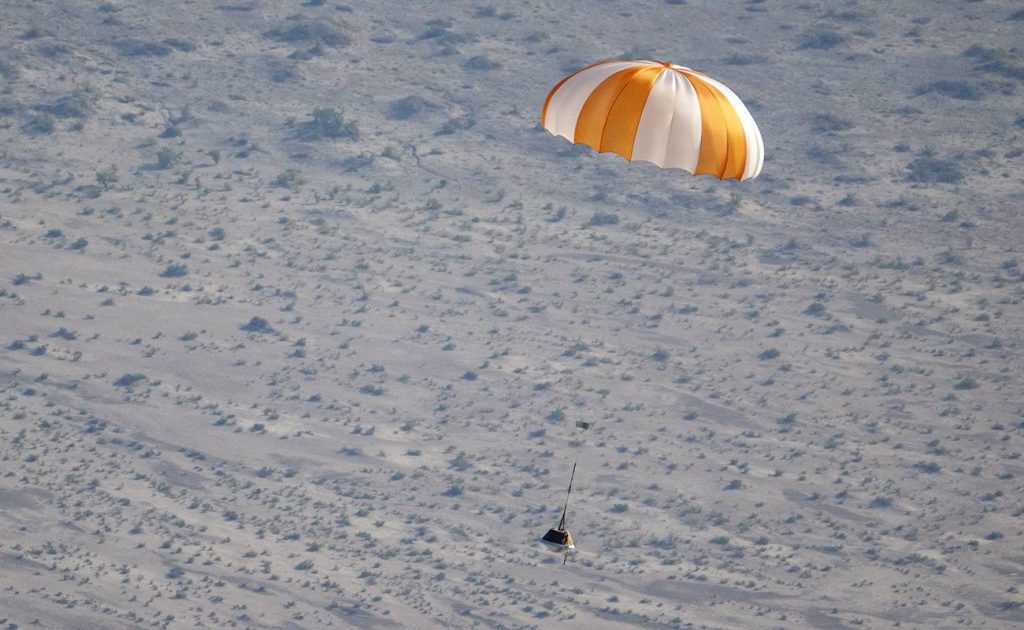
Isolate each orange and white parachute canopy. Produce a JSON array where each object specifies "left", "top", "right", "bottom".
[{"left": 542, "top": 60, "right": 763, "bottom": 181}]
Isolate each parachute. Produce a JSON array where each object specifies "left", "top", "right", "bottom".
[{"left": 542, "top": 60, "right": 764, "bottom": 181}]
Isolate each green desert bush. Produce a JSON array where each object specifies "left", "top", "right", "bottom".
[
  {"left": 463, "top": 55, "right": 501, "bottom": 71},
  {"left": 274, "top": 169, "right": 303, "bottom": 188},
  {"left": 265, "top": 17, "right": 350, "bottom": 47},
  {"left": 296, "top": 107, "right": 358, "bottom": 141},
  {"left": 160, "top": 264, "right": 188, "bottom": 278},
  {"left": 241, "top": 317, "right": 273, "bottom": 333},
  {"left": 387, "top": 95, "right": 436, "bottom": 120},
  {"left": 114, "top": 39, "right": 174, "bottom": 56},
  {"left": 587, "top": 211, "right": 619, "bottom": 227},
  {"left": 114, "top": 373, "right": 147, "bottom": 387},
  {"left": 797, "top": 29, "right": 845, "bottom": 50},
  {"left": 25, "top": 111, "right": 55, "bottom": 135},
  {"left": 36, "top": 88, "right": 95, "bottom": 119},
  {"left": 906, "top": 152, "right": 964, "bottom": 184},
  {"left": 914, "top": 80, "right": 983, "bottom": 100},
  {"left": 156, "top": 147, "right": 181, "bottom": 169}
]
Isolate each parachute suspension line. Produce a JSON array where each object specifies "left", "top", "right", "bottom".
[{"left": 557, "top": 460, "right": 577, "bottom": 531}]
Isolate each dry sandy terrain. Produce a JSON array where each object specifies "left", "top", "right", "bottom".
[{"left": 0, "top": 1, "right": 1022, "bottom": 628}]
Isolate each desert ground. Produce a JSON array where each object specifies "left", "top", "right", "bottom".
[{"left": 0, "top": 1, "right": 1022, "bottom": 628}]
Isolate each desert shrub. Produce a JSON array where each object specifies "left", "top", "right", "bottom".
[
  {"left": 418, "top": 20, "right": 475, "bottom": 45},
  {"left": 418, "top": 19, "right": 453, "bottom": 40},
  {"left": 850, "top": 234, "right": 871, "bottom": 247},
  {"left": 268, "top": 63, "right": 298, "bottom": 83},
  {"left": 13, "top": 272, "right": 41, "bottom": 285},
  {"left": 288, "top": 42, "right": 325, "bottom": 60},
  {"left": 811, "top": 113, "right": 853, "bottom": 134},
  {"left": 274, "top": 169, "right": 303, "bottom": 188},
  {"left": 906, "top": 153, "right": 964, "bottom": 184},
  {"left": 241, "top": 316, "right": 273, "bottom": 333},
  {"left": 587, "top": 212, "right": 619, "bottom": 226},
  {"left": 448, "top": 452, "right": 472, "bottom": 471},
  {"left": 334, "top": 153, "right": 372, "bottom": 172},
  {"left": 51, "top": 327, "right": 74, "bottom": 342},
  {"left": 387, "top": 95, "right": 436, "bottom": 120},
  {"left": 296, "top": 107, "right": 358, "bottom": 141},
  {"left": 463, "top": 55, "right": 501, "bottom": 71},
  {"left": 545, "top": 408, "right": 565, "bottom": 422},
  {"left": 996, "top": 601, "right": 1023, "bottom": 614},
  {"left": 265, "top": 17, "right": 350, "bottom": 47},
  {"left": 797, "top": 29, "right": 845, "bottom": 50},
  {"left": 114, "top": 39, "right": 173, "bottom": 56},
  {"left": 758, "top": 348, "right": 780, "bottom": 360},
  {"left": 0, "top": 56, "right": 19, "bottom": 80},
  {"left": 937, "top": 249, "right": 962, "bottom": 265},
  {"left": 819, "top": 8, "right": 864, "bottom": 23},
  {"left": 160, "top": 264, "right": 188, "bottom": 278},
  {"left": 114, "top": 373, "right": 147, "bottom": 387},
  {"left": 25, "top": 111, "right": 55, "bottom": 134},
  {"left": 156, "top": 147, "right": 181, "bottom": 169},
  {"left": 803, "top": 302, "right": 826, "bottom": 316},
  {"left": 914, "top": 80, "right": 982, "bottom": 100},
  {"left": 435, "top": 115, "right": 475, "bottom": 136},
  {"left": 36, "top": 88, "right": 95, "bottom": 119},
  {"left": 163, "top": 38, "right": 195, "bottom": 52},
  {"left": 963, "top": 45, "right": 1024, "bottom": 80},
  {"left": 954, "top": 376, "right": 978, "bottom": 390},
  {"left": 96, "top": 166, "right": 117, "bottom": 189},
  {"left": 724, "top": 53, "right": 759, "bottom": 65}
]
